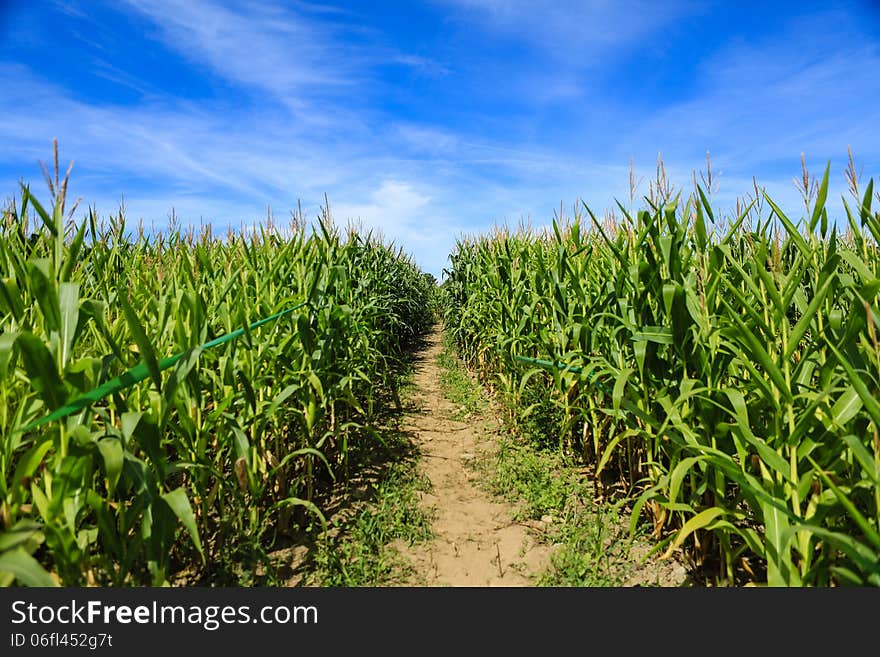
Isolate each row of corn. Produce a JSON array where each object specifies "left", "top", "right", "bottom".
[
  {"left": 443, "top": 165, "right": 880, "bottom": 586},
  {"left": 0, "top": 167, "right": 436, "bottom": 585}
]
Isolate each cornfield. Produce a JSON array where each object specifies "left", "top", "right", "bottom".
[
  {"left": 0, "top": 153, "right": 436, "bottom": 585},
  {"left": 4, "top": 145, "right": 879, "bottom": 588},
  {"left": 444, "top": 162, "right": 880, "bottom": 586}
]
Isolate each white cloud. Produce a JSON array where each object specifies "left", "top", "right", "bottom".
[
  {"left": 332, "top": 180, "right": 459, "bottom": 275},
  {"left": 438, "top": 0, "right": 698, "bottom": 62},
  {"left": 120, "top": 0, "right": 357, "bottom": 97}
]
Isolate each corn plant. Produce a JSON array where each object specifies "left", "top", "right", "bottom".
[
  {"left": 444, "top": 160, "right": 880, "bottom": 586},
  {"left": 0, "top": 147, "right": 435, "bottom": 585}
]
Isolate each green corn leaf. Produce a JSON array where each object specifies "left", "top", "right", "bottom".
[
  {"left": 97, "top": 437, "right": 124, "bottom": 494},
  {"left": 27, "top": 259, "right": 61, "bottom": 332},
  {"left": 237, "top": 370, "right": 257, "bottom": 413},
  {"left": 120, "top": 294, "right": 162, "bottom": 394},
  {"left": 596, "top": 428, "right": 637, "bottom": 476},
  {"left": 761, "top": 497, "right": 797, "bottom": 586},
  {"left": 296, "top": 313, "right": 316, "bottom": 356},
  {"left": 22, "top": 187, "right": 55, "bottom": 236},
  {"left": 60, "top": 219, "right": 87, "bottom": 283},
  {"left": 661, "top": 507, "right": 727, "bottom": 559},
  {"left": 0, "top": 330, "right": 17, "bottom": 379},
  {"left": 611, "top": 367, "right": 632, "bottom": 415},
  {"left": 161, "top": 487, "right": 204, "bottom": 561},
  {"left": 830, "top": 387, "right": 862, "bottom": 428},
  {"left": 16, "top": 332, "right": 67, "bottom": 410},
  {"left": 628, "top": 484, "right": 663, "bottom": 537},
  {"left": 58, "top": 282, "right": 79, "bottom": 369},
  {"left": 839, "top": 250, "right": 875, "bottom": 284},
  {"left": 0, "top": 520, "right": 45, "bottom": 554},
  {"left": 840, "top": 435, "right": 878, "bottom": 486},
  {"left": 697, "top": 184, "right": 714, "bottom": 222},
  {"left": 668, "top": 455, "right": 708, "bottom": 504},
  {"left": 269, "top": 447, "right": 333, "bottom": 480},
  {"left": 809, "top": 162, "right": 830, "bottom": 233},
  {"left": 751, "top": 252, "right": 785, "bottom": 314},
  {"left": 632, "top": 326, "right": 674, "bottom": 344},
  {"left": 269, "top": 496, "right": 327, "bottom": 534},
  {"left": 0, "top": 548, "right": 58, "bottom": 586},
  {"left": 232, "top": 425, "right": 251, "bottom": 469},
  {"left": 12, "top": 439, "right": 53, "bottom": 491},
  {"left": 0, "top": 278, "right": 25, "bottom": 321},
  {"left": 826, "top": 341, "right": 880, "bottom": 428}
]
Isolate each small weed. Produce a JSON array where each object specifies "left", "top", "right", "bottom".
[
  {"left": 488, "top": 435, "right": 569, "bottom": 520},
  {"left": 486, "top": 434, "right": 636, "bottom": 586},
  {"left": 436, "top": 341, "right": 486, "bottom": 420},
  {"left": 307, "top": 461, "right": 433, "bottom": 587},
  {"left": 538, "top": 499, "right": 634, "bottom": 587}
]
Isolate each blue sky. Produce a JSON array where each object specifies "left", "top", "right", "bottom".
[{"left": 1, "top": 0, "right": 879, "bottom": 279}]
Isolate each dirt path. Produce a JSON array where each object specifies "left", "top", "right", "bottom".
[{"left": 394, "top": 327, "right": 551, "bottom": 586}]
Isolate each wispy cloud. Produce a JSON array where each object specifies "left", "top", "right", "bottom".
[
  {"left": 614, "top": 7, "right": 880, "bottom": 213},
  {"left": 121, "top": 0, "right": 360, "bottom": 99},
  {"left": 439, "top": 0, "right": 698, "bottom": 62},
  {"left": 2, "top": 1, "right": 879, "bottom": 279},
  {"left": 392, "top": 54, "right": 451, "bottom": 78}
]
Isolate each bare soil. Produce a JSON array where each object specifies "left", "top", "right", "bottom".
[{"left": 392, "top": 328, "right": 552, "bottom": 585}]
